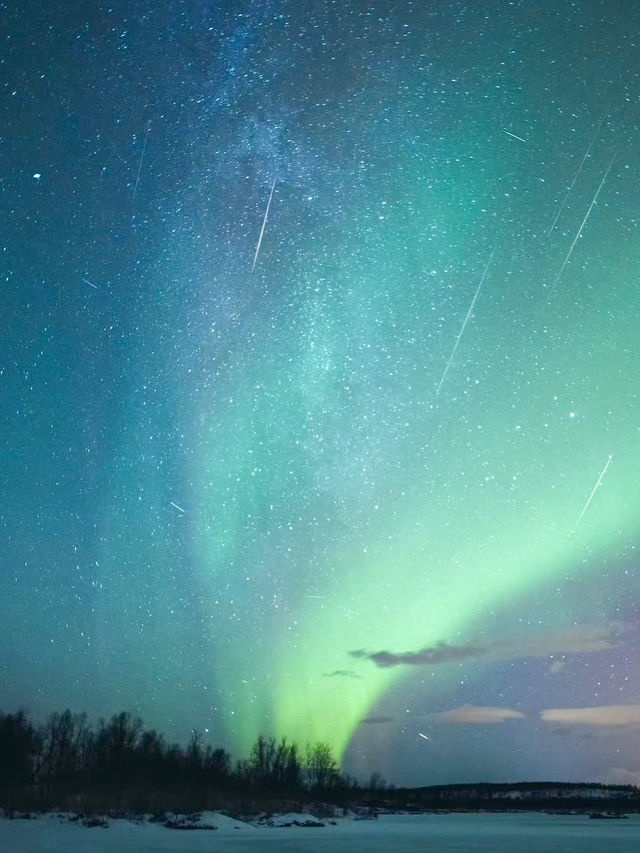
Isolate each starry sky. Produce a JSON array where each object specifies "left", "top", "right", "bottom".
[{"left": 2, "top": 0, "right": 640, "bottom": 787}]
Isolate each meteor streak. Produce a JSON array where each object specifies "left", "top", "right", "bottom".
[
  {"left": 552, "top": 153, "right": 616, "bottom": 288},
  {"left": 502, "top": 129, "right": 527, "bottom": 143},
  {"left": 575, "top": 454, "right": 613, "bottom": 530},
  {"left": 436, "top": 251, "right": 495, "bottom": 395},
  {"left": 132, "top": 122, "right": 151, "bottom": 208},
  {"left": 546, "top": 115, "right": 604, "bottom": 238},
  {"left": 252, "top": 177, "right": 277, "bottom": 272}
]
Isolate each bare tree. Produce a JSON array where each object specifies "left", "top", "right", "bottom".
[
  {"left": 94, "top": 712, "right": 142, "bottom": 787},
  {"left": 305, "top": 742, "right": 339, "bottom": 790},
  {"left": 38, "top": 710, "right": 92, "bottom": 784},
  {"left": 0, "top": 711, "right": 38, "bottom": 801}
]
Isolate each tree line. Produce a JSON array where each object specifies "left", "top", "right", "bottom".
[{"left": 0, "top": 707, "right": 359, "bottom": 814}]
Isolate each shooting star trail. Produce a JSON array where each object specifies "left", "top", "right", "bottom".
[
  {"left": 132, "top": 123, "right": 151, "bottom": 208},
  {"left": 502, "top": 129, "right": 527, "bottom": 143},
  {"left": 251, "top": 176, "right": 277, "bottom": 272},
  {"left": 169, "top": 501, "right": 186, "bottom": 514},
  {"left": 82, "top": 278, "right": 97, "bottom": 289},
  {"left": 436, "top": 250, "right": 495, "bottom": 395},
  {"left": 546, "top": 116, "right": 604, "bottom": 238},
  {"left": 575, "top": 454, "right": 613, "bottom": 530},
  {"left": 551, "top": 153, "right": 616, "bottom": 289}
]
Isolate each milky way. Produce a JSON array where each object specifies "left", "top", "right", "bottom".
[{"left": 2, "top": 0, "right": 640, "bottom": 786}]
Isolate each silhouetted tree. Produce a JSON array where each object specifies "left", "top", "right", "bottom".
[
  {"left": 249, "top": 734, "right": 276, "bottom": 787},
  {"left": 305, "top": 741, "right": 339, "bottom": 790},
  {"left": 369, "top": 771, "right": 387, "bottom": 791},
  {"left": 137, "top": 728, "right": 165, "bottom": 763},
  {"left": 272, "top": 737, "right": 302, "bottom": 788},
  {"left": 94, "top": 712, "right": 142, "bottom": 788},
  {"left": 247, "top": 735, "right": 302, "bottom": 790},
  {"left": 135, "top": 728, "right": 166, "bottom": 786},
  {"left": 0, "top": 706, "right": 357, "bottom": 813},
  {"left": 38, "top": 710, "right": 93, "bottom": 787},
  {"left": 0, "top": 711, "right": 38, "bottom": 804},
  {"left": 185, "top": 730, "right": 203, "bottom": 770},
  {"left": 203, "top": 745, "right": 231, "bottom": 781}
]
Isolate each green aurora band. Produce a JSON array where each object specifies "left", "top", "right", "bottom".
[{"left": 184, "top": 146, "right": 640, "bottom": 759}]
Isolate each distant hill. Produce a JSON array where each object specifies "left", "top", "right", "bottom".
[
  {"left": 363, "top": 781, "right": 640, "bottom": 812},
  {"left": 415, "top": 781, "right": 638, "bottom": 800}
]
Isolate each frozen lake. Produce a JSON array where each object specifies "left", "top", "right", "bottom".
[{"left": 2, "top": 811, "right": 640, "bottom": 852}]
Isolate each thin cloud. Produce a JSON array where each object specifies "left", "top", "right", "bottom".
[
  {"left": 427, "top": 705, "right": 526, "bottom": 725},
  {"left": 541, "top": 705, "right": 640, "bottom": 726},
  {"left": 547, "top": 726, "right": 600, "bottom": 741},
  {"left": 606, "top": 767, "right": 640, "bottom": 786},
  {"left": 350, "top": 623, "right": 631, "bottom": 669},
  {"left": 509, "top": 622, "right": 631, "bottom": 658}
]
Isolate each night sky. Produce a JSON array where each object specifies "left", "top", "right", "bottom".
[{"left": 3, "top": 0, "right": 640, "bottom": 787}]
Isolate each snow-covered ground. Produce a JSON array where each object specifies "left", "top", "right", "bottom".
[{"left": 2, "top": 811, "right": 640, "bottom": 852}]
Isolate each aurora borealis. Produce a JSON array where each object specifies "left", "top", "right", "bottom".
[{"left": 3, "top": 0, "right": 640, "bottom": 786}]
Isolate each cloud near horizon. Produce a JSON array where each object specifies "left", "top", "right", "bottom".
[
  {"left": 427, "top": 705, "right": 526, "bottom": 725},
  {"left": 541, "top": 705, "right": 640, "bottom": 726},
  {"left": 350, "top": 622, "right": 631, "bottom": 669},
  {"left": 605, "top": 767, "right": 640, "bottom": 787}
]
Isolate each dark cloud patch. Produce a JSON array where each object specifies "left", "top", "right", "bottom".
[
  {"left": 350, "top": 641, "right": 486, "bottom": 668},
  {"left": 323, "top": 669, "right": 362, "bottom": 679},
  {"left": 361, "top": 715, "right": 395, "bottom": 724},
  {"left": 350, "top": 623, "right": 631, "bottom": 669},
  {"left": 349, "top": 650, "right": 368, "bottom": 660}
]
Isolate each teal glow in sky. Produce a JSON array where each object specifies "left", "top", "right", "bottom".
[{"left": 2, "top": 0, "right": 640, "bottom": 786}]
